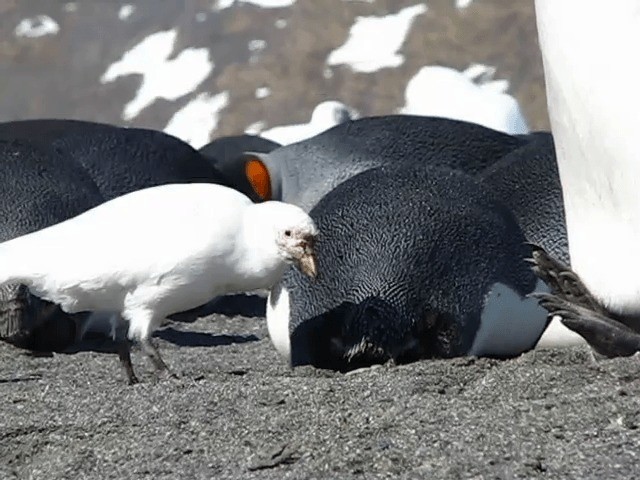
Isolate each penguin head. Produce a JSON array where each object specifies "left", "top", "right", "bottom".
[
  {"left": 208, "top": 151, "right": 283, "bottom": 204},
  {"left": 197, "top": 134, "right": 283, "bottom": 203}
]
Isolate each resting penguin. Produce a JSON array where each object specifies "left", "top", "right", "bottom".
[
  {"left": 219, "top": 115, "right": 527, "bottom": 211},
  {"left": 0, "top": 119, "right": 117, "bottom": 142},
  {"left": 0, "top": 139, "right": 104, "bottom": 351},
  {"left": 478, "top": 131, "right": 569, "bottom": 264},
  {"left": 0, "top": 119, "right": 230, "bottom": 201},
  {"left": 266, "top": 162, "right": 550, "bottom": 371},
  {"left": 529, "top": 0, "right": 640, "bottom": 357}
]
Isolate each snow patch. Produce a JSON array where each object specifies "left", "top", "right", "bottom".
[
  {"left": 258, "top": 100, "right": 359, "bottom": 145},
  {"left": 456, "top": 0, "right": 473, "bottom": 9},
  {"left": 255, "top": 87, "right": 271, "bottom": 99},
  {"left": 15, "top": 15, "right": 60, "bottom": 38},
  {"left": 118, "top": 5, "right": 135, "bottom": 20},
  {"left": 327, "top": 4, "right": 427, "bottom": 73},
  {"left": 399, "top": 64, "right": 529, "bottom": 135},
  {"left": 214, "top": 0, "right": 296, "bottom": 9},
  {"left": 101, "top": 29, "right": 214, "bottom": 121},
  {"left": 245, "top": 121, "right": 267, "bottom": 135},
  {"left": 164, "top": 92, "right": 230, "bottom": 148}
]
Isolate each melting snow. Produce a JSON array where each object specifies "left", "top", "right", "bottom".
[
  {"left": 326, "top": 4, "right": 427, "bottom": 73},
  {"left": 164, "top": 92, "right": 230, "bottom": 148},
  {"left": 399, "top": 64, "right": 529, "bottom": 135},
  {"left": 245, "top": 121, "right": 267, "bottom": 135},
  {"left": 215, "top": 0, "right": 296, "bottom": 9},
  {"left": 14, "top": 15, "right": 60, "bottom": 38},
  {"left": 101, "top": 29, "right": 214, "bottom": 121},
  {"left": 456, "top": 0, "right": 473, "bottom": 9},
  {"left": 255, "top": 87, "right": 271, "bottom": 99},
  {"left": 118, "top": 5, "right": 135, "bottom": 20},
  {"left": 256, "top": 100, "right": 359, "bottom": 145}
]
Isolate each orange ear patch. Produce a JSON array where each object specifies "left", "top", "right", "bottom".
[{"left": 245, "top": 157, "right": 272, "bottom": 201}]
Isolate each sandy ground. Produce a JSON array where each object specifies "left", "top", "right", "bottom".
[{"left": 2, "top": 310, "right": 640, "bottom": 480}]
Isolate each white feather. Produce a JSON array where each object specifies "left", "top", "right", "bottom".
[{"left": 0, "top": 183, "right": 315, "bottom": 343}]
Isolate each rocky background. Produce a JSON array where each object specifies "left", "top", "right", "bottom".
[{"left": 0, "top": 0, "right": 549, "bottom": 146}]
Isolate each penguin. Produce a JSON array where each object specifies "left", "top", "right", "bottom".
[
  {"left": 266, "top": 161, "right": 550, "bottom": 371},
  {"left": 478, "top": 131, "right": 569, "bottom": 264},
  {"left": 0, "top": 119, "right": 231, "bottom": 201},
  {"left": 0, "top": 139, "right": 104, "bottom": 351},
  {"left": 219, "top": 115, "right": 527, "bottom": 212},
  {"left": 47, "top": 126, "right": 231, "bottom": 201},
  {"left": 0, "top": 118, "right": 117, "bottom": 143},
  {"left": 198, "top": 134, "right": 281, "bottom": 204},
  {"left": 529, "top": 0, "right": 640, "bottom": 357}
]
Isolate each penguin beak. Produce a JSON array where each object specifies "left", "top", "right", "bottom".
[{"left": 295, "top": 238, "right": 318, "bottom": 279}]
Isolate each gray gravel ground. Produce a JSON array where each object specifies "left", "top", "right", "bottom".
[{"left": 1, "top": 311, "right": 639, "bottom": 480}]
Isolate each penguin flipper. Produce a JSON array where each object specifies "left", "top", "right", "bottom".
[{"left": 535, "top": 292, "right": 640, "bottom": 357}]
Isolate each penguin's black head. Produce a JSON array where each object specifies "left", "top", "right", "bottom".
[
  {"left": 198, "top": 135, "right": 282, "bottom": 203},
  {"left": 287, "top": 297, "right": 461, "bottom": 372}
]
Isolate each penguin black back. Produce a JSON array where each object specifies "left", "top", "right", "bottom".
[
  {"left": 232, "top": 115, "right": 527, "bottom": 211},
  {"left": 0, "top": 139, "right": 104, "bottom": 350},
  {"left": 50, "top": 127, "right": 230, "bottom": 200},
  {"left": 0, "top": 119, "right": 117, "bottom": 144},
  {"left": 0, "top": 119, "right": 231, "bottom": 201},
  {"left": 268, "top": 162, "right": 543, "bottom": 371},
  {"left": 478, "top": 132, "right": 569, "bottom": 264}
]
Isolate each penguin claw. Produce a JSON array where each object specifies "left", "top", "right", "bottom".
[
  {"left": 529, "top": 246, "right": 640, "bottom": 358},
  {"left": 527, "top": 245, "right": 606, "bottom": 314}
]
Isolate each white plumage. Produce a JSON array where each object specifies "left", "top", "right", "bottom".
[{"left": 0, "top": 183, "right": 318, "bottom": 383}]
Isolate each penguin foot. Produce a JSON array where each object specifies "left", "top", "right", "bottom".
[
  {"left": 535, "top": 293, "right": 640, "bottom": 357},
  {"left": 528, "top": 244, "right": 640, "bottom": 358},
  {"left": 526, "top": 243, "right": 606, "bottom": 314}
]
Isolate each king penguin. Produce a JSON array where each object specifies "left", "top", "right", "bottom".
[
  {"left": 530, "top": 0, "right": 640, "bottom": 357},
  {"left": 219, "top": 115, "right": 527, "bottom": 212}
]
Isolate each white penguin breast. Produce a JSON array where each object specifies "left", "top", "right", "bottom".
[
  {"left": 469, "top": 280, "right": 550, "bottom": 357},
  {"left": 266, "top": 283, "right": 292, "bottom": 362}
]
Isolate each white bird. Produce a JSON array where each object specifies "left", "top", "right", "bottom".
[
  {"left": 257, "top": 100, "right": 359, "bottom": 145},
  {"left": 0, "top": 183, "right": 318, "bottom": 383},
  {"left": 531, "top": 0, "right": 640, "bottom": 357},
  {"left": 399, "top": 64, "right": 529, "bottom": 135}
]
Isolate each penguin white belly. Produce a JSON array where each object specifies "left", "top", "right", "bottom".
[
  {"left": 469, "top": 280, "right": 550, "bottom": 357},
  {"left": 266, "top": 283, "right": 292, "bottom": 361}
]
